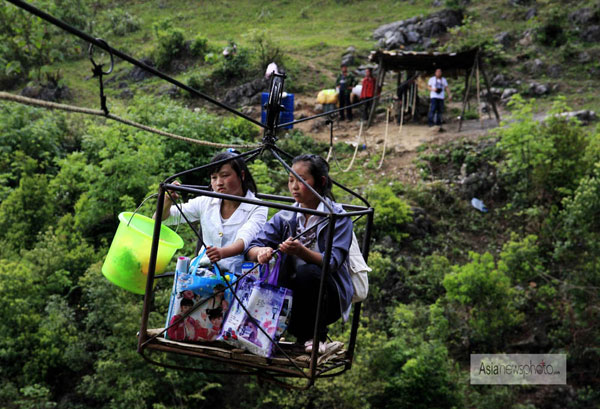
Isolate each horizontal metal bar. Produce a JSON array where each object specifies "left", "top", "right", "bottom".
[
  {"left": 165, "top": 147, "right": 263, "bottom": 183},
  {"left": 165, "top": 183, "right": 357, "bottom": 218}
]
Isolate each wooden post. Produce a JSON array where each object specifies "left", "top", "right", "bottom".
[
  {"left": 368, "top": 56, "right": 386, "bottom": 127},
  {"left": 478, "top": 55, "right": 501, "bottom": 124},
  {"left": 475, "top": 60, "right": 483, "bottom": 129},
  {"left": 458, "top": 61, "right": 476, "bottom": 132},
  {"left": 396, "top": 71, "right": 402, "bottom": 123}
]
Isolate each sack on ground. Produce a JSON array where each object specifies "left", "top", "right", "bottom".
[{"left": 317, "top": 89, "right": 338, "bottom": 104}]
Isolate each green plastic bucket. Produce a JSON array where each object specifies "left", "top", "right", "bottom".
[{"left": 102, "top": 212, "right": 184, "bottom": 294}]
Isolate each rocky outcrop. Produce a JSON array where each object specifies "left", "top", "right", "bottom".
[
  {"left": 129, "top": 58, "right": 156, "bottom": 82},
  {"left": 21, "top": 82, "right": 71, "bottom": 102},
  {"left": 373, "top": 9, "right": 463, "bottom": 50},
  {"left": 569, "top": 7, "right": 600, "bottom": 42},
  {"left": 222, "top": 77, "right": 268, "bottom": 107}
]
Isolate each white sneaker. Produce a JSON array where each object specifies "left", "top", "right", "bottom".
[{"left": 304, "top": 340, "right": 326, "bottom": 354}]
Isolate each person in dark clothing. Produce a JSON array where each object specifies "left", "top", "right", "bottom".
[{"left": 336, "top": 64, "right": 356, "bottom": 121}]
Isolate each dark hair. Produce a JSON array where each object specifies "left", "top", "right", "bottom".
[
  {"left": 207, "top": 307, "right": 223, "bottom": 321},
  {"left": 180, "top": 298, "right": 194, "bottom": 307},
  {"left": 292, "top": 154, "right": 334, "bottom": 200},
  {"left": 209, "top": 151, "right": 257, "bottom": 194}
]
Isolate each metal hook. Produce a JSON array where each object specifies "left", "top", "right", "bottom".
[
  {"left": 88, "top": 39, "right": 113, "bottom": 116},
  {"left": 88, "top": 38, "right": 114, "bottom": 75}
]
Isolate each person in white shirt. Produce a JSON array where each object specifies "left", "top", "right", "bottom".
[
  {"left": 155, "top": 151, "right": 268, "bottom": 274},
  {"left": 427, "top": 68, "right": 452, "bottom": 128}
]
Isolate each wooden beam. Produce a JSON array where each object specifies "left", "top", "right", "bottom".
[
  {"left": 367, "top": 57, "right": 386, "bottom": 127},
  {"left": 458, "top": 63, "right": 475, "bottom": 132},
  {"left": 478, "top": 55, "right": 501, "bottom": 124}
]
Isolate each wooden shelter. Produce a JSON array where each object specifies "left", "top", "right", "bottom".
[{"left": 367, "top": 49, "right": 500, "bottom": 130}]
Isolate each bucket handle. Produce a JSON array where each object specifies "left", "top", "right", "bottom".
[{"left": 127, "top": 193, "right": 159, "bottom": 226}]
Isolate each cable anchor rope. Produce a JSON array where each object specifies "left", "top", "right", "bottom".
[{"left": 88, "top": 38, "right": 114, "bottom": 116}]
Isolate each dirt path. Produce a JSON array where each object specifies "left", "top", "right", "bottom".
[{"left": 289, "top": 94, "right": 502, "bottom": 184}]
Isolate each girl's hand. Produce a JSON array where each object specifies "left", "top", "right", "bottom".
[
  {"left": 205, "top": 245, "right": 224, "bottom": 263},
  {"left": 257, "top": 247, "right": 274, "bottom": 264},
  {"left": 165, "top": 180, "right": 181, "bottom": 204},
  {"left": 279, "top": 237, "right": 305, "bottom": 257}
]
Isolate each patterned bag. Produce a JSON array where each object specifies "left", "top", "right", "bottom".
[
  {"left": 165, "top": 249, "right": 235, "bottom": 342},
  {"left": 219, "top": 256, "right": 293, "bottom": 357}
]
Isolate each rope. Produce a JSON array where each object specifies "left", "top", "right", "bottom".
[
  {"left": 0, "top": 92, "right": 260, "bottom": 149},
  {"left": 376, "top": 106, "right": 392, "bottom": 170},
  {"left": 341, "top": 120, "right": 364, "bottom": 173}
]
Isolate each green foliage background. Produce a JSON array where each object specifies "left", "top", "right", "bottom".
[{"left": 1, "top": 0, "right": 600, "bottom": 408}]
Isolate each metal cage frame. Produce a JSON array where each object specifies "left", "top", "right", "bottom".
[{"left": 136, "top": 140, "right": 374, "bottom": 389}]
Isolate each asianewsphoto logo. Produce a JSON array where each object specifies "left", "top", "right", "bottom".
[{"left": 471, "top": 354, "right": 566, "bottom": 385}]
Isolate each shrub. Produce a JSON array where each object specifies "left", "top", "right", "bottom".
[
  {"left": 100, "top": 8, "right": 140, "bottom": 36},
  {"left": 186, "top": 73, "right": 208, "bottom": 91},
  {"left": 368, "top": 305, "right": 462, "bottom": 409},
  {"left": 443, "top": 252, "right": 524, "bottom": 349},
  {"left": 364, "top": 184, "right": 413, "bottom": 242},
  {"left": 152, "top": 19, "right": 186, "bottom": 69},
  {"left": 246, "top": 29, "right": 284, "bottom": 72},
  {"left": 212, "top": 46, "right": 251, "bottom": 82},
  {"left": 496, "top": 95, "right": 588, "bottom": 207},
  {"left": 190, "top": 35, "right": 208, "bottom": 58}
]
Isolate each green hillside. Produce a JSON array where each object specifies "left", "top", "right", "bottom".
[{"left": 1, "top": 0, "right": 600, "bottom": 408}]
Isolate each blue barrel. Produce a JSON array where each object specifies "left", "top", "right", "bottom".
[{"left": 261, "top": 92, "right": 294, "bottom": 129}]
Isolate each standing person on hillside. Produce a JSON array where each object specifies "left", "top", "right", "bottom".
[
  {"left": 428, "top": 68, "right": 452, "bottom": 130},
  {"left": 360, "top": 67, "right": 376, "bottom": 121},
  {"left": 336, "top": 64, "right": 356, "bottom": 122}
]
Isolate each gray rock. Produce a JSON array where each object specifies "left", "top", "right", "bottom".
[
  {"left": 421, "top": 18, "right": 447, "bottom": 37},
  {"left": 120, "top": 88, "right": 134, "bottom": 99},
  {"left": 578, "top": 51, "right": 591, "bottom": 63},
  {"left": 569, "top": 7, "right": 599, "bottom": 26},
  {"left": 21, "top": 83, "right": 71, "bottom": 102},
  {"left": 582, "top": 25, "right": 600, "bottom": 42},
  {"left": 405, "top": 30, "right": 421, "bottom": 44},
  {"left": 492, "top": 73, "right": 510, "bottom": 87},
  {"left": 341, "top": 53, "right": 355, "bottom": 67},
  {"left": 385, "top": 31, "right": 406, "bottom": 48},
  {"left": 223, "top": 77, "right": 268, "bottom": 107},
  {"left": 373, "top": 21, "right": 406, "bottom": 40},
  {"left": 372, "top": 9, "right": 462, "bottom": 50},
  {"left": 480, "top": 87, "right": 503, "bottom": 99},
  {"left": 501, "top": 88, "right": 518, "bottom": 100},
  {"left": 529, "top": 81, "right": 550, "bottom": 96},
  {"left": 129, "top": 58, "right": 155, "bottom": 82},
  {"left": 524, "top": 58, "right": 545, "bottom": 75},
  {"left": 495, "top": 32, "right": 512, "bottom": 49},
  {"left": 525, "top": 7, "right": 537, "bottom": 20},
  {"left": 558, "top": 110, "right": 597, "bottom": 124},
  {"left": 511, "top": 0, "right": 534, "bottom": 5},
  {"left": 345, "top": 46, "right": 356, "bottom": 54},
  {"left": 547, "top": 64, "right": 562, "bottom": 78},
  {"left": 157, "top": 84, "right": 179, "bottom": 98}
]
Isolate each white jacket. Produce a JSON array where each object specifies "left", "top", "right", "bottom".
[{"left": 164, "top": 190, "right": 267, "bottom": 273}]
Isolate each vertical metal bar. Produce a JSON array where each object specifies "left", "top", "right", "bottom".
[
  {"left": 138, "top": 185, "right": 166, "bottom": 352},
  {"left": 346, "top": 207, "right": 374, "bottom": 367},
  {"left": 309, "top": 213, "right": 336, "bottom": 382}
]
